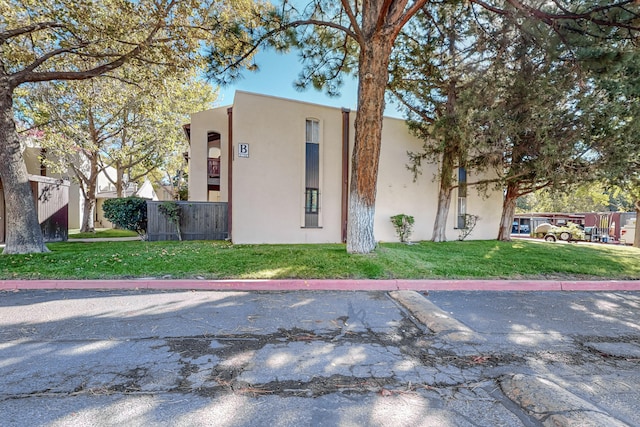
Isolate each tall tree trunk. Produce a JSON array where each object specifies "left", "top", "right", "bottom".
[
  {"left": 80, "top": 196, "right": 95, "bottom": 232},
  {"left": 432, "top": 134, "right": 457, "bottom": 242},
  {"left": 432, "top": 178, "right": 453, "bottom": 242},
  {"left": 347, "top": 34, "right": 394, "bottom": 254},
  {"left": 634, "top": 200, "right": 640, "bottom": 248},
  {"left": 79, "top": 154, "right": 98, "bottom": 232},
  {"left": 432, "top": 71, "right": 459, "bottom": 242},
  {"left": 0, "top": 79, "right": 48, "bottom": 254},
  {"left": 498, "top": 182, "right": 519, "bottom": 241},
  {"left": 116, "top": 162, "right": 124, "bottom": 197}
]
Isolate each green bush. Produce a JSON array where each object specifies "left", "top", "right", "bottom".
[
  {"left": 390, "top": 214, "right": 415, "bottom": 243},
  {"left": 102, "top": 197, "right": 148, "bottom": 238}
]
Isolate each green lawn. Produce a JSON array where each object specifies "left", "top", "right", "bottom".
[
  {"left": 1, "top": 239, "right": 639, "bottom": 280},
  {"left": 68, "top": 228, "right": 139, "bottom": 239}
]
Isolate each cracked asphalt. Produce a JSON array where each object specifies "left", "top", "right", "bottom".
[{"left": 1, "top": 289, "right": 639, "bottom": 426}]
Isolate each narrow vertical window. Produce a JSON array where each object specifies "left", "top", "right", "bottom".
[
  {"left": 305, "top": 119, "right": 320, "bottom": 227},
  {"left": 457, "top": 167, "right": 467, "bottom": 229}
]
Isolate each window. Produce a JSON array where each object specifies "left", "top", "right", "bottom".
[
  {"left": 305, "top": 188, "right": 319, "bottom": 214},
  {"left": 305, "top": 119, "right": 320, "bottom": 227},
  {"left": 457, "top": 167, "right": 467, "bottom": 229}
]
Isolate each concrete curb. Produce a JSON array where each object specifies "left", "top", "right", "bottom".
[
  {"left": 389, "top": 290, "right": 482, "bottom": 342},
  {"left": 500, "top": 374, "right": 628, "bottom": 427},
  {"left": 0, "top": 279, "right": 639, "bottom": 291}
]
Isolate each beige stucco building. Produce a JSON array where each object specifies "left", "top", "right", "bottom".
[
  {"left": 18, "top": 145, "right": 159, "bottom": 233},
  {"left": 187, "top": 91, "right": 501, "bottom": 244}
]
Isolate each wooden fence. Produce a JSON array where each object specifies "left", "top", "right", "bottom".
[
  {"left": 32, "top": 176, "right": 69, "bottom": 242},
  {"left": 147, "top": 201, "right": 228, "bottom": 241}
]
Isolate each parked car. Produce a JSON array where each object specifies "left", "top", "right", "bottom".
[
  {"left": 511, "top": 222, "right": 530, "bottom": 234},
  {"left": 621, "top": 219, "right": 637, "bottom": 246}
]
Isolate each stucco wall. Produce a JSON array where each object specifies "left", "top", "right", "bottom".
[
  {"left": 231, "top": 92, "right": 344, "bottom": 244},
  {"left": 374, "top": 116, "right": 437, "bottom": 242},
  {"left": 188, "top": 91, "right": 501, "bottom": 244},
  {"left": 23, "top": 147, "right": 42, "bottom": 175},
  {"left": 67, "top": 182, "right": 81, "bottom": 229},
  {"left": 95, "top": 198, "right": 113, "bottom": 228},
  {"left": 372, "top": 116, "right": 501, "bottom": 242},
  {"left": 188, "top": 107, "right": 229, "bottom": 202},
  {"left": 459, "top": 172, "right": 503, "bottom": 241}
]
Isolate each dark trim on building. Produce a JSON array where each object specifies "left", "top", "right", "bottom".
[
  {"left": 227, "top": 107, "right": 233, "bottom": 241},
  {"left": 341, "top": 108, "right": 350, "bottom": 243},
  {"left": 39, "top": 148, "right": 47, "bottom": 176},
  {"left": 182, "top": 123, "right": 191, "bottom": 142}
]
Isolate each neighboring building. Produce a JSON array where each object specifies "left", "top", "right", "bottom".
[
  {"left": 156, "top": 184, "right": 179, "bottom": 202},
  {"left": 23, "top": 149, "right": 159, "bottom": 230},
  {"left": 0, "top": 147, "right": 69, "bottom": 243},
  {"left": 186, "top": 91, "right": 502, "bottom": 244},
  {"left": 513, "top": 212, "right": 637, "bottom": 243},
  {"left": 16, "top": 140, "right": 162, "bottom": 235},
  {"left": 621, "top": 217, "right": 636, "bottom": 245}
]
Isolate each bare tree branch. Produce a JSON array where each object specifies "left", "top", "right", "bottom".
[
  {"left": 377, "top": 0, "right": 398, "bottom": 31},
  {"left": 11, "top": 1, "right": 178, "bottom": 86},
  {"left": 392, "top": 0, "right": 429, "bottom": 38},
  {"left": 0, "top": 21, "right": 66, "bottom": 42},
  {"left": 389, "top": 88, "right": 435, "bottom": 123},
  {"left": 340, "top": 0, "right": 364, "bottom": 44}
]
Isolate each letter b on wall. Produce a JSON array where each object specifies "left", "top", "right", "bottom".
[{"left": 238, "top": 143, "right": 249, "bottom": 158}]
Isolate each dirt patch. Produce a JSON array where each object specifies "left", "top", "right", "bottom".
[
  {"left": 419, "top": 350, "right": 526, "bottom": 369},
  {"left": 195, "top": 374, "right": 398, "bottom": 398}
]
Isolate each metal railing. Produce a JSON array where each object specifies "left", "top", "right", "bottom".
[{"left": 208, "top": 157, "right": 220, "bottom": 178}]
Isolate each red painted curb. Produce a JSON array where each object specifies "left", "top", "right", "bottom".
[
  {"left": 560, "top": 281, "right": 640, "bottom": 291},
  {"left": 0, "top": 279, "right": 639, "bottom": 292},
  {"left": 396, "top": 280, "right": 563, "bottom": 291},
  {"left": 144, "top": 280, "right": 397, "bottom": 291}
]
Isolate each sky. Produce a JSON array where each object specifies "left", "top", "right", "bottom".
[{"left": 215, "top": 49, "right": 404, "bottom": 119}]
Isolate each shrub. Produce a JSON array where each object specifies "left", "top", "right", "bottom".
[
  {"left": 102, "top": 197, "right": 148, "bottom": 239},
  {"left": 158, "top": 201, "right": 183, "bottom": 241},
  {"left": 458, "top": 214, "right": 479, "bottom": 241},
  {"left": 390, "top": 214, "right": 415, "bottom": 243}
]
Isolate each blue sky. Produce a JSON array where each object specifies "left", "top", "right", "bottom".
[{"left": 216, "top": 49, "right": 404, "bottom": 118}]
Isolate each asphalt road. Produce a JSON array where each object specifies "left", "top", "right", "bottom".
[{"left": 1, "top": 289, "right": 639, "bottom": 426}]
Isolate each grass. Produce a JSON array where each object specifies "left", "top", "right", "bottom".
[
  {"left": 1, "top": 239, "right": 639, "bottom": 280},
  {"left": 69, "top": 228, "right": 139, "bottom": 239}
]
